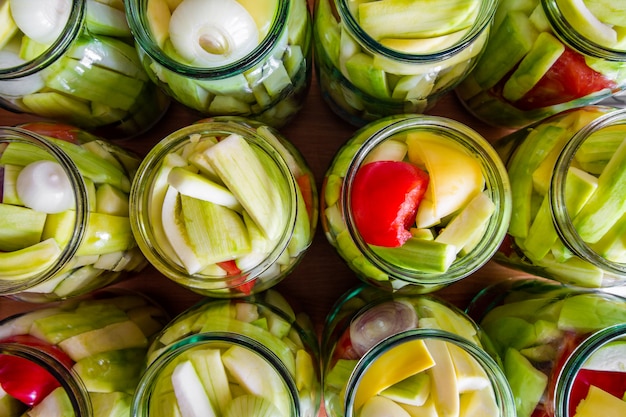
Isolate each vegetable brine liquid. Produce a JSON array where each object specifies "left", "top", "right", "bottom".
[
  {"left": 322, "top": 115, "right": 511, "bottom": 292},
  {"left": 0, "top": 0, "right": 169, "bottom": 138},
  {"left": 126, "top": 0, "right": 312, "bottom": 127}
]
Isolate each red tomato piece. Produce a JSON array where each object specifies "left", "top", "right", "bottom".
[
  {"left": 569, "top": 369, "right": 626, "bottom": 415},
  {"left": 351, "top": 160, "right": 429, "bottom": 247},
  {"left": 0, "top": 335, "right": 74, "bottom": 406},
  {"left": 515, "top": 47, "right": 616, "bottom": 110}
]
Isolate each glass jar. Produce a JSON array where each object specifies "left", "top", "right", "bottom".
[
  {"left": 132, "top": 289, "right": 321, "bottom": 417},
  {"left": 0, "top": 0, "right": 169, "bottom": 139},
  {"left": 321, "top": 114, "right": 511, "bottom": 293},
  {"left": 321, "top": 285, "right": 516, "bottom": 417},
  {"left": 0, "top": 122, "right": 146, "bottom": 302},
  {"left": 0, "top": 289, "right": 169, "bottom": 417},
  {"left": 312, "top": 0, "right": 497, "bottom": 126},
  {"left": 494, "top": 105, "right": 626, "bottom": 288},
  {"left": 467, "top": 277, "right": 626, "bottom": 417},
  {"left": 125, "top": 0, "right": 312, "bottom": 128},
  {"left": 130, "top": 116, "right": 317, "bottom": 297},
  {"left": 456, "top": 0, "right": 626, "bottom": 129}
]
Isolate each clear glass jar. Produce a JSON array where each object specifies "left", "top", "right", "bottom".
[
  {"left": 132, "top": 290, "right": 321, "bottom": 417},
  {"left": 130, "top": 116, "right": 318, "bottom": 297},
  {"left": 0, "top": 0, "right": 169, "bottom": 139},
  {"left": 467, "top": 277, "right": 626, "bottom": 417},
  {"left": 494, "top": 105, "right": 626, "bottom": 288},
  {"left": 456, "top": 0, "right": 626, "bottom": 129},
  {"left": 0, "top": 122, "right": 146, "bottom": 302},
  {"left": 321, "top": 285, "right": 516, "bottom": 417},
  {"left": 321, "top": 114, "right": 511, "bottom": 293},
  {"left": 125, "top": 0, "right": 312, "bottom": 128},
  {"left": 0, "top": 289, "right": 169, "bottom": 417},
  {"left": 312, "top": 0, "right": 497, "bottom": 126}
]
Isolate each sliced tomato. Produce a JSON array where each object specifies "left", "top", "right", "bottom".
[
  {"left": 19, "top": 122, "right": 83, "bottom": 144},
  {"left": 332, "top": 327, "right": 359, "bottom": 364},
  {"left": 0, "top": 335, "right": 74, "bottom": 406},
  {"left": 351, "top": 160, "right": 429, "bottom": 247},
  {"left": 515, "top": 47, "right": 616, "bottom": 110}
]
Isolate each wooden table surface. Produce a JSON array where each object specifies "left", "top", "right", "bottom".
[{"left": 0, "top": 0, "right": 528, "bottom": 376}]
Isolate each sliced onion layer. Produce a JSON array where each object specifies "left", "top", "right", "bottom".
[{"left": 349, "top": 300, "right": 418, "bottom": 356}]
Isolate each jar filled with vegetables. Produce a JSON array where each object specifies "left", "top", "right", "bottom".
[
  {"left": 322, "top": 285, "right": 516, "bottom": 417},
  {"left": 130, "top": 116, "right": 317, "bottom": 297},
  {"left": 0, "top": 289, "right": 169, "bottom": 417},
  {"left": 312, "top": 0, "right": 497, "bottom": 126},
  {"left": 495, "top": 105, "right": 626, "bottom": 288},
  {"left": 456, "top": 0, "right": 626, "bottom": 129},
  {"left": 321, "top": 114, "right": 511, "bottom": 293},
  {"left": 0, "top": 122, "right": 146, "bottom": 303},
  {"left": 0, "top": 0, "right": 169, "bottom": 139},
  {"left": 131, "top": 289, "right": 321, "bottom": 417},
  {"left": 467, "top": 277, "right": 626, "bottom": 417},
  {"left": 125, "top": 0, "right": 312, "bottom": 128}
]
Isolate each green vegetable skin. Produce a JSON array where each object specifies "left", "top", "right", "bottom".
[
  {"left": 145, "top": 125, "right": 316, "bottom": 296},
  {"left": 313, "top": 0, "right": 490, "bottom": 124},
  {"left": 474, "top": 280, "right": 626, "bottom": 417},
  {"left": 323, "top": 294, "right": 497, "bottom": 417},
  {"left": 0, "top": 123, "right": 145, "bottom": 301},
  {"left": 322, "top": 125, "right": 495, "bottom": 289},
  {"left": 144, "top": 291, "right": 320, "bottom": 417},
  {"left": 456, "top": 0, "right": 626, "bottom": 129},
  {"left": 498, "top": 107, "right": 626, "bottom": 287},
  {"left": 0, "top": 293, "right": 168, "bottom": 417},
  {"left": 0, "top": 0, "right": 167, "bottom": 138},
  {"left": 140, "top": 0, "right": 311, "bottom": 128}
]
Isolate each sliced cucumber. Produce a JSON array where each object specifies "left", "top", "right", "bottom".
[{"left": 0, "top": 203, "right": 47, "bottom": 251}]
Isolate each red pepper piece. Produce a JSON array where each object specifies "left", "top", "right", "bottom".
[
  {"left": 0, "top": 335, "right": 74, "bottom": 406},
  {"left": 19, "top": 122, "right": 83, "bottom": 144},
  {"left": 569, "top": 369, "right": 626, "bottom": 415},
  {"left": 217, "top": 260, "right": 255, "bottom": 295},
  {"left": 351, "top": 160, "right": 429, "bottom": 247}
]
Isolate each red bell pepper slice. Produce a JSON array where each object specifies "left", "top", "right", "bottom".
[
  {"left": 217, "top": 260, "right": 255, "bottom": 295},
  {"left": 0, "top": 335, "right": 74, "bottom": 406},
  {"left": 351, "top": 160, "right": 429, "bottom": 247},
  {"left": 19, "top": 122, "right": 83, "bottom": 144}
]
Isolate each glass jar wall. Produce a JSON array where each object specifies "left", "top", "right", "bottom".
[
  {"left": 0, "top": 290, "right": 169, "bottom": 417},
  {"left": 132, "top": 290, "right": 321, "bottom": 417},
  {"left": 125, "top": 0, "right": 312, "bottom": 128},
  {"left": 321, "top": 114, "right": 511, "bottom": 293},
  {"left": 0, "top": 122, "right": 146, "bottom": 302},
  {"left": 0, "top": 0, "right": 169, "bottom": 139},
  {"left": 312, "top": 0, "right": 497, "bottom": 126},
  {"left": 467, "top": 278, "right": 626, "bottom": 417},
  {"left": 321, "top": 285, "right": 516, "bottom": 417},
  {"left": 130, "top": 116, "right": 317, "bottom": 297},
  {"left": 456, "top": 0, "right": 626, "bottom": 129},
  {"left": 495, "top": 105, "right": 626, "bottom": 288}
]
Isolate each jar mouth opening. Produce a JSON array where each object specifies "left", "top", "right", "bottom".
[
  {"left": 0, "top": 1, "right": 85, "bottom": 78},
  {"left": 334, "top": 0, "right": 497, "bottom": 62},
  {"left": 129, "top": 119, "right": 299, "bottom": 292},
  {"left": 551, "top": 107, "right": 626, "bottom": 278},
  {"left": 341, "top": 114, "right": 512, "bottom": 286},
  {"left": 134, "top": 332, "right": 301, "bottom": 416},
  {"left": 125, "top": 0, "right": 290, "bottom": 78},
  {"left": 343, "top": 328, "right": 514, "bottom": 416},
  {"left": 555, "top": 323, "right": 626, "bottom": 417},
  {"left": 0, "top": 127, "right": 88, "bottom": 294}
]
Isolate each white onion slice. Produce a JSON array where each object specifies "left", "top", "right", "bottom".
[
  {"left": 349, "top": 300, "right": 418, "bottom": 356},
  {"left": 16, "top": 160, "right": 75, "bottom": 213},
  {"left": 168, "top": 0, "right": 259, "bottom": 66},
  {"left": 9, "top": 0, "right": 72, "bottom": 44},
  {"left": 0, "top": 51, "right": 45, "bottom": 97}
]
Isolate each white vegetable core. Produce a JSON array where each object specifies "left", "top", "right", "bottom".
[
  {"left": 16, "top": 160, "right": 75, "bottom": 213},
  {"left": 0, "top": 51, "right": 45, "bottom": 97},
  {"left": 9, "top": 0, "right": 72, "bottom": 44},
  {"left": 168, "top": 0, "right": 260, "bottom": 66}
]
